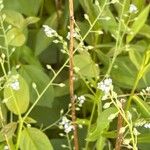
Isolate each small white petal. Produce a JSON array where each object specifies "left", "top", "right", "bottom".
[
  {"left": 10, "top": 80, "right": 20, "bottom": 91},
  {"left": 129, "top": 4, "right": 138, "bottom": 13}
]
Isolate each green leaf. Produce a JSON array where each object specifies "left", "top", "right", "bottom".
[
  {"left": 19, "top": 65, "right": 54, "bottom": 108},
  {"left": 35, "top": 13, "right": 58, "bottom": 56},
  {"left": 1, "top": 122, "right": 17, "bottom": 140},
  {"left": 4, "top": 74, "right": 30, "bottom": 115},
  {"left": 127, "top": 5, "right": 150, "bottom": 43},
  {"left": 19, "top": 46, "right": 41, "bottom": 66},
  {"left": 133, "top": 95, "right": 150, "bottom": 118},
  {"left": 3, "top": 9, "right": 25, "bottom": 29},
  {"left": 4, "top": 0, "right": 42, "bottom": 16},
  {"left": 74, "top": 52, "right": 100, "bottom": 78},
  {"left": 24, "top": 117, "right": 37, "bottom": 124},
  {"left": 25, "top": 17, "right": 40, "bottom": 26},
  {"left": 138, "top": 134, "right": 150, "bottom": 143},
  {"left": 87, "top": 107, "right": 118, "bottom": 141},
  {"left": 18, "top": 0, "right": 42, "bottom": 16},
  {"left": 20, "top": 127, "right": 53, "bottom": 150},
  {"left": 111, "top": 57, "right": 137, "bottom": 89},
  {"left": 129, "top": 48, "right": 143, "bottom": 70},
  {"left": 139, "top": 24, "right": 150, "bottom": 39},
  {"left": 6, "top": 28, "right": 26, "bottom": 47}
]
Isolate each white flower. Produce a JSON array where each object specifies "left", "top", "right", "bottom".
[
  {"left": 78, "top": 95, "right": 85, "bottom": 106},
  {"left": 129, "top": 4, "right": 138, "bottom": 13},
  {"left": 144, "top": 123, "right": 150, "bottom": 128},
  {"left": 97, "top": 78, "right": 113, "bottom": 94},
  {"left": 59, "top": 117, "right": 74, "bottom": 133},
  {"left": 64, "top": 123, "right": 74, "bottom": 133},
  {"left": 66, "top": 31, "right": 79, "bottom": 40},
  {"left": 10, "top": 80, "right": 20, "bottom": 91},
  {"left": 59, "top": 117, "right": 69, "bottom": 125},
  {"left": 146, "top": 87, "right": 150, "bottom": 93},
  {"left": 43, "top": 25, "right": 57, "bottom": 37},
  {"left": 4, "top": 145, "right": 9, "bottom": 150}
]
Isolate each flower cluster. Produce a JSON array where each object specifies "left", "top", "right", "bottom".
[
  {"left": 77, "top": 95, "right": 85, "bottom": 107},
  {"left": 59, "top": 117, "right": 74, "bottom": 133},
  {"left": 43, "top": 25, "right": 57, "bottom": 37},
  {"left": 6, "top": 75, "right": 20, "bottom": 91},
  {"left": 43, "top": 25, "right": 68, "bottom": 54},
  {"left": 97, "top": 78, "right": 113, "bottom": 100},
  {"left": 66, "top": 31, "right": 79, "bottom": 40}
]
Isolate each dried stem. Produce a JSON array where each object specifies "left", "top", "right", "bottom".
[
  {"left": 68, "top": 0, "right": 79, "bottom": 150},
  {"left": 115, "top": 100, "right": 125, "bottom": 150}
]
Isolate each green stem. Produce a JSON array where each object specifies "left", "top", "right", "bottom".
[
  {"left": 15, "top": 118, "right": 23, "bottom": 150},
  {"left": 126, "top": 70, "right": 142, "bottom": 111},
  {"left": 85, "top": 100, "right": 97, "bottom": 150},
  {"left": 106, "top": 0, "right": 127, "bottom": 76},
  {"left": 0, "top": 19, "right": 10, "bottom": 72},
  {"left": 66, "top": 134, "right": 72, "bottom": 150}
]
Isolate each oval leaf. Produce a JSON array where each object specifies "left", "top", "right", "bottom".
[
  {"left": 4, "top": 74, "right": 30, "bottom": 115},
  {"left": 20, "top": 127, "right": 53, "bottom": 150},
  {"left": 19, "top": 65, "right": 54, "bottom": 108},
  {"left": 6, "top": 28, "right": 26, "bottom": 47},
  {"left": 3, "top": 9, "right": 25, "bottom": 28},
  {"left": 74, "top": 52, "right": 100, "bottom": 78}
]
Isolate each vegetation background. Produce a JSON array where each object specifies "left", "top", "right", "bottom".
[{"left": 0, "top": 0, "right": 150, "bottom": 150}]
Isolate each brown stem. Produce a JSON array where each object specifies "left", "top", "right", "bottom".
[
  {"left": 115, "top": 99, "right": 125, "bottom": 150},
  {"left": 68, "top": 0, "right": 79, "bottom": 150}
]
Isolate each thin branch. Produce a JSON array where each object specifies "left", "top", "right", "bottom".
[
  {"left": 115, "top": 99, "right": 125, "bottom": 150},
  {"left": 68, "top": 0, "right": 79, "bottom": 150}
]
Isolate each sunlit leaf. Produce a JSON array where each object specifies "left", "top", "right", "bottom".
[
  {"left": 74, "top": 52, "right": 100, "bottom": 78},
  {"left": 4, "top": 74, "right": 30, "bottom": 115},
  {"left": 20, "top": 127, "right": 53, "bottom": 150},
  {"left": 6, "top": 28, "right": 26, "bottom": 47},
  {"left": 3, "top": 9, "right": 25, "bottom": 28}
]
